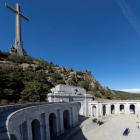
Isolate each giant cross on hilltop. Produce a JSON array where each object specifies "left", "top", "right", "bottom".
[{"left": 5, "top": 3, "right": 29, "bottom": 56}]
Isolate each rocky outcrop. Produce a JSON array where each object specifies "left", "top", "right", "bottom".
[{"left": 0, "top": 60, "right": 115, "bottom": 96}]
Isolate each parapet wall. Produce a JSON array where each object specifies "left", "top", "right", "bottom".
[
  {"left": 5, "top": 102, "right": 79, "bottom": 140},
  {"left": 0, "top": 102, "right": 47, "bottom": 113}
]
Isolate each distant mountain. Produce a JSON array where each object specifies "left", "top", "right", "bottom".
[{"left": 112, "top": 90, "right": 140, "bottom": 100}]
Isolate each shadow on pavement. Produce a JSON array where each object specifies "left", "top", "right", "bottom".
[
  {"left": 56, "top": 116, "right": 89, "bottom": 140},
  {"left": 67, "top": 116, "right": 89, "bottom": 140}
]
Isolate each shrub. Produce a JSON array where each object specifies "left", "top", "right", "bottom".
[
  {"left": 78, "top": 80, "right": 90, "bottom": 90},
  {"left": 93, "top": 92, "right": 101, "bottom": 98},
  {"left": 70, "top": 68, "right": 74, "bottom": 72},
  {"left": 77, "top": 71, "right": 83, "bottom": 75},
  {"left": 8, "top": 54, "right": 25, "bottom": 63},
  {"left": 1, "top": 99, "right": 9, "bottom": 105},
  {"left": 18, "top": 99, "right": 25, "bottom": 104},
  {"left": 49, "top": 61, "right": 54, "bottom": 67},
  {"left": 100, "top": 89, "right": 105, "bottom": 95},
  {"left": 38, "top": 59, "right": 49, "bottom": 68},
  {"left": 92, "top": 82, "right": 100, "bottom": 91},
  {"left": 48, "top": 66, "right": 54, "bottom": 73},
  {"left": 51, "top": 73, "right": 62, "bottom": 83},
  {"left": 25, "top": 56, "right": 33, "bottom": 64},
  {"left": 57, "top": 80, "right": 65, "bottom": 85}
]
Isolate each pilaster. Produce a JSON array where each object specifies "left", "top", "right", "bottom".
[{"left": 27, "top": 120, "right": 33, "bottom": 140}]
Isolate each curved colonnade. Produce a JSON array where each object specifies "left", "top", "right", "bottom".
[
  {"left": 88, "top": 100, "right": 140, "bottom": 117},
  {"left": 6, "top": 102, "right": 79, "bottom": 140}
]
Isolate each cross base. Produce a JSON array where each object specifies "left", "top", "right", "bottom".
[{"left": 10, "top": 44, "right": 27, "bottom": 56}]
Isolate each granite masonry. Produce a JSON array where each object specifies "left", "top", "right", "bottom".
[
  {"left": 1, "top": 84, "right": 140, "bottom": 140},
  {"left": 5, "top": 3, "right": 29, "bottom": 56}
]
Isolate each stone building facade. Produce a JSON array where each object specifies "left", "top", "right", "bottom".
[
  {"left": 48, "top": 84, "right": 140, "bottom": 118},
  {"left": 47, "top": 84, "right": 94, "bottom": 116}
]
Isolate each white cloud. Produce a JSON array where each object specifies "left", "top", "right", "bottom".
[
  {"left": 117, "top": 89, "right": 140, "bottom": 93},
  {"left": 117, "top": 0, "right": 140, "bottom": 35}
]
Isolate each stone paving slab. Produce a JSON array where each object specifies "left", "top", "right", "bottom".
[{"left": 69, "top": 115, "right": 140, "bottom": 140}]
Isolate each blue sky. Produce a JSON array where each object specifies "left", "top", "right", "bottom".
[{"left": 0, "top": 0, "right": 140, "bottom": 91}]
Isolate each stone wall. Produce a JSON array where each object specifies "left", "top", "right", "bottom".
[
  {"left": 0, "top": 103, "right": 47, "bottom": 113},
  {"left": 51, "top": 84, "right": 86, "bottom": 95},
  {"left": 4, "top": 102, "right": 79, "bottom": 140},
  {"left": 88, "top": 100, "right": 140, "bottom": 117}
]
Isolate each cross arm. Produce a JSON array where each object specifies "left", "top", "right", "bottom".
[
  {"left": 20, "top": 13, "right": 29, "bottom": 21},
  {"left": 5, "top": 3, "right": 17, "bottom": 14}
]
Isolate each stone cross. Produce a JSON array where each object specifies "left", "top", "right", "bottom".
[{"left": 5, "top": 3, "right": 29, "bottom": 56}]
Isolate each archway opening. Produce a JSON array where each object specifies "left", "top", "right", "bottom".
[
  {"left": 130, "top": 104, "right": 135, "bottom": 114},
  {"left": 31, "top": 119, "right": 41, "bottom": 140},
  {"left": 120, "top": 104, "right": 125, "bottom": 114},
  {"left": 10, "top": 134, "right": 17, "bottom": 140},
  {"left": 63, "top": 110, "right": 70, "bottom": 130},
  {"left": 103, "top": 105, "right": 106, "bottom": 116},
  {"left": 111, "top": 105, "right": 115, "bottom": 114},
  {"left": 77, "top": 102, "right": 81, "bottom": 116},
  {"left": 49, "top": 113, "right": 57, "bottom": 139},
  {"left": 92, "top": 106, "right": 96, "bottom": 116}
]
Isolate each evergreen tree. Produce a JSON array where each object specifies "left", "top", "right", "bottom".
[{"left": 9, "top": 68, "right": 25, "bottom": 98}]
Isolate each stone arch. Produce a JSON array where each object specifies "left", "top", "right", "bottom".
[
  {"left": 49, "top": 113, "right": 57, "bottom": 139},
  {"left": 130, "top": 104, "right": 135, "bottom": 114},
  {"left": 120, "top": 104, "right": 125, "bottom": 114},
  {"left": 92, "top": 105, "right": 96, "bottom": 116},
  {"left": 111, "top": 105, "right": 115, "bottom": 114},
  {"left": 9, "top": 129, "right": 21, "bottom": 140},
  {"left": 77, "top": 102, "right": 81, "bottom": 115},
  {"left": 63, "top": 110, "right": 70, "bottom": 130},
  {"left": 10, "top": 134, "right": 17, "bottom": 140},
  {"left": 103, "top": 105, "right": 106, "bottom": 116},
  {"left": 31, "top": 119, "right": 41, "bottom": 140}
]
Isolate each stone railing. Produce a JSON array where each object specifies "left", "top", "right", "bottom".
[
  {"left": 0, "top": 102, "right": 47, "bottom": 113},
  {"left": 89, "top": 100, "right": 140, "bottom": 103}
]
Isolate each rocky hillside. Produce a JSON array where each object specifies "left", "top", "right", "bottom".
[{"left": 0, "top": 50, "right": 118, "bottom": 104}]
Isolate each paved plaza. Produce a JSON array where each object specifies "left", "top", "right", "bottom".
[{"left": 70, "top": 115, "right": 140, "bottom": 140}]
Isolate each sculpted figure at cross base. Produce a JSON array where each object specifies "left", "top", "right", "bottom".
[{"left": 5, "top": 3, "right": 29, "bottom": 56}]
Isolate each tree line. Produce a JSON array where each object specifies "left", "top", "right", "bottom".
[{"left": 0, "top": 67, "right": 53, "bottom": 104}]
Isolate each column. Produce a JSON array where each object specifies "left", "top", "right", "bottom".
[
  {"left": 60, "top": 110, "right": 64, "bottom": 134},
  {"left": 126, "top": 103, "right": 129, "bottom": 115},
  {"left": 70, "top": 108, "right": 73, "bottom": 128},
  {"left": 107, "top": 103, "right": 111, "bottom": 116},
  {"left": 38, "top": 114, "right": 46, "bottom": 140},
  {"left": 88, "top": 103, "right": 91, "bottom": 116},
  {"left": 27, "top": 120, "right": 33, "bottom": 140},
  {"left": 138, "top": 103, "right": 140, "bottom": 115},
  {"left": 96, "top": 104, "right": 99, "bottom": 117},
  {"left": 115, "top": 103, "right": 119, "bottom": 115},
  {"left": 99, "top": 102, "right": 103, "bottom": 118},
  {"left": 45, "top": 113, "right": 50, "bottom": 140}
]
